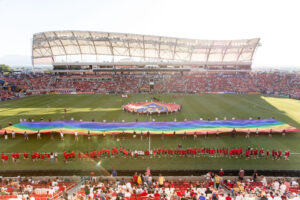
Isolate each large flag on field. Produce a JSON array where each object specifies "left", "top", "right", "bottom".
[{"left": 0, "top": 119, "right": 299, "bottom": 135}]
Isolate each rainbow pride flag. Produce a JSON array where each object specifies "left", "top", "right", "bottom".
[{"left": 0, "top": 119, "right": 298, "bottom": 135}]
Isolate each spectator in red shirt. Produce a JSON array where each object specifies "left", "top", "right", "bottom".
[
  {"left": 219, "top": 168, "right": 224, "bottom": 176},
  {"left": 225, "top": 194, "right": 232, "bottom": 200}
]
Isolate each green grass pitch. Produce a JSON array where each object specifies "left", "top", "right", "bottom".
[{"left": 0, "top": 94, "right": 299, "bottom": 171}]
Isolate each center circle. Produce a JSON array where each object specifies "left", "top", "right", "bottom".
[{"left": 123, "top": 102, "right": 181, "bottom": 114}]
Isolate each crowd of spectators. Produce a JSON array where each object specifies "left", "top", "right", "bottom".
[
  {"left": 0, "top": 71, "right": 299, "bottom": 100},
  {"left": 76, "top": 173, "right": 300, "bottom": 200},
  {"left": 0, "top": 78, "right": 21, "bottom": 101},
  {"left": 0, "top": 173, "right": 299, "bottom": 200},
  {"left": 45, "top": 74, "right": 140, "bottom": 93},
  {"left": 0, "top": 176, "right": 76, "bottom": 199},
  {"left": 0, "top": 87, "right": 17, "bottom": 101},
  {"left": 181, "top": 73, "right": 300, "bottom": 97}
]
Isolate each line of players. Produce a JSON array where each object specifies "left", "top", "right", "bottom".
[{"left": 1, "top": 147, "right": 291, "bottom": 163}]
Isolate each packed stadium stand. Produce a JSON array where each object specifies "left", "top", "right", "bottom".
[
  {"left": 1, "top": 72, "right": 299, "bottom": 101},
  {"left": 1, "top": 175, "right": 299, "bottom": 200},
  {"left": 0, "top": 31, "right": 298, "bottom": 100}
]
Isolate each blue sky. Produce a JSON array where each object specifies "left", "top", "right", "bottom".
[{"left": 0, "top": 0, "right": 300, "bottom": 68}]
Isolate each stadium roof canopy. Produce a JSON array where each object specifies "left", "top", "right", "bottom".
[{"left": 32, "top": 31, "right": 260, "bottom": 66}]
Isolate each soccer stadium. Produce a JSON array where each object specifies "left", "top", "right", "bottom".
[
  {"left": 0, "top": 29, "right": 300, "bottom": 199},
  {"left": 1, "top": 1, "right": 300, "bottom": 199}
]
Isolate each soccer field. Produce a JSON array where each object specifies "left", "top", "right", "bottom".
[{"left": 0, "top": 94, "right": 300, "bottom": 171}]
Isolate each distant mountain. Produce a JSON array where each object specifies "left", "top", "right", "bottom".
[{"left": 0, "top": 55, "right": 32, "bottom": 66}]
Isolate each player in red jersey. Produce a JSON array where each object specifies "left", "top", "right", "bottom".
[
  {"left": 231, "top": 149, "right": 236, "bottom": 158},
  {"left": 254, "top": 149, "right": 258, "bottom": 159},
  {"left": 186, "top": 148, "right": 191, "bottom": 156},
  {"left": 178, "top": 149, "right": 182, "bottom": 157},
  {"left": 224, "top": 148, "right": 228, "bottom": 157},
  {"left": 45, "top": 152, "right": 50, "bottom": 160},
  {"left": 23, "top": 152, "right": 28, "bottom": 160},
  {"left": 246, "top": 149, "right": 250, "bottom": 159},
  {"left": 2, "top": 153, "right": 8, "bottom": 163},
  {"left": 123, "top": 149, "right": 129, "bottom": 157},
  {"left": 94, "top": 150, "right": 98, "bottom": 158},
  {"left": 162, "top": 148, "right": 166, "bottom": 157},
  {"left": 168, "top": 149, "right": 174, "bottom": 157},
  {"left": 89, "top": 151, "right": 94, "bottom": 158},
  {"left": 213, "top": 148, "right": 217, "bottom": 158},
  {"left": 67, "top": 152, "right": 72, "bottom": 160},
  {"left": 157, "top": 148, "right": 161, "bottom": 158},
  {"left": 209, "top": 148, "right": 213, "bottom": 157},
  {"left": 152, "top": 149, "right": 157, "bottom": 157},
  {"left": 192, "top": 148, "right": 197, "bottom": 158},
  {"left": 284, "top": 151, "right": 288, "bottom": 160},
  {"left": 285, "top": 150, "right": 290, "bottom": 160},
  {"left": 35, "top": 152, "right": 39, "bottom": 160},
  {"left": 205, "top": 148, "right": 209, "bottom": 156},
  {"left": 97, "top": 149, "right": 102, "bottom": 158},
  {"left": 71, "top": 151, "right": 75, "bottom": 161},
  {"left": 197, "top": 147, "right": 201, "bottom": 155},
  {"left": 39, "top": 153, "right": 44, "bottom": 160},
  {"left": 201, "top": 148, "right": 205, "bottom": 156},
  {"left": 182, "top": 149, "right": 187, "bottom": 157},
  {"left": 31, "top": 153, "right": 36, "bottom": 162},
  {"left": 162, "top": 148, "right": 167, "bottom": 157},
  {"left": 144, "top": 150, "right": 149, "bottom": 158},
  {"left": 11, "top": 153, "right": 16, "bottom": 162},
  {"left": 250, "top": 148, "right": 254, "bottom": 159},
  {"left": 278, "top": 150, "right": 282, "bottom": 160},
  {"left": 68, "top": 152, "right": 73, "bottom": 161},
  {"left": 266, "top": 150, "right": 269, "bottom": 159},
  {"left": 63, "top": 152, "right": 68, "bottom": 163},
  {"left": 15, "top": 153, "right": 19, "bottom": 161},
  {"left": 216, "top": 148, "right": 220, "bottom": 157},
  {"left": 235, "top": 149, "right": 239, "bottom": 158},
  {"left": 239, "top": 148, "right": 243, "bottom": 158}
]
